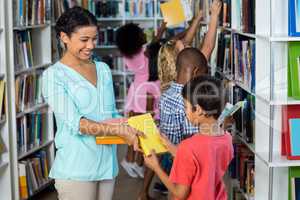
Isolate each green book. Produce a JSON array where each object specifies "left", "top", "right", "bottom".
[
  {"left": 289, "top": 167, "right": 300, "bottom": 200},
  {"left": 288, "top": 42, "right": 300, "bottom": 99}
]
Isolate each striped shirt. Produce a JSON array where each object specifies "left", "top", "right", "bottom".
[{"left": 159, "top": 82, "right": 198, "bottom": 144}]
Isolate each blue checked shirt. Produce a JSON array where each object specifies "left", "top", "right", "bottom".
[{"left": 159, "top": 82, "right": 198, "bottom": 144}]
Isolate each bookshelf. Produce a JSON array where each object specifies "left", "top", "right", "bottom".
[
  {"left": 203, "top": 0, "right": 300, "bottom": 199},
  {"left": 5, "top": 0, "right": 55, "bottom": 199},
  {"left": 0, "top": 0, "right": 13, "bottom": 199}
]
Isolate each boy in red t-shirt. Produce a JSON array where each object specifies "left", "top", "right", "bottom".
[{"left": 144, "top": 75, "right": 233, "bottom": 200}]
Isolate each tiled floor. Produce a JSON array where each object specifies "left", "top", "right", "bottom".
[{"left": 32, "top": 145, "right": 167, "bottom": 200}]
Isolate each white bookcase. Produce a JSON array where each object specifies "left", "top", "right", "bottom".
[
  {"left": 255, "top": 1, "right": 300, "bottom": 199},
  {"left": 4, "top": 0, "right": 55, "bottom": 199},
  {"left": 0, "top": 0, "right": 13, "bottom": 199}
]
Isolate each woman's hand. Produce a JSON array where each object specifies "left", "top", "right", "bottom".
[
  {"left": 118, "top": 125, "right": 143, "bottom": 152},
  {"left": 160, "top": 133, "right": 177, "bottom": 157},
  {"left": 144, "top": 150, "right": 160, "bottom": 171}
]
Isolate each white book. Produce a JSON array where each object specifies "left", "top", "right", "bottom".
[{"left": 217, "top": 101, "right": 245, "bottom": 125}]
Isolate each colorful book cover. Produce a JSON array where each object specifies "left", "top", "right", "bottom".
[
  {"left": 289, "top": 118, "right": 300, "bottom": 156},
  {"left": 282, "top": 105, "right": 300, "bottom": 160},
  {"left": 289, "top": 0, "right": 300, "bottom": 36},
  {"left": 127, "top": 113, "right": 167, "bottom": 156},
  {"left": 289, "top": 167, "right": 300, "bottom": 200},
  {"left": 217, "top": 101, "right": 245, "bottom": 125},
  {"left": 288, "top": 42, "right": 300, "bottom": 99},
  {"left": 160, "top": 0, "right": 186, "bottom": 27}
]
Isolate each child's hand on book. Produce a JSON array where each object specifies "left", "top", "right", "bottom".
[
  {"left": 120, "top": 125, "right": 144, "bottom": 152},
  {"left": 143, "top": 150, "right": 160, "bottom": 171},
  {"left": 160, "top": 133, "right": 177, "bottom": 157},
  {"left": 222, "top": 116, "right": 234, "bottom": 132}
]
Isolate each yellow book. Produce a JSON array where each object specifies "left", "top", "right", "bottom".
[
  {"left": 127, "top": 113, "right": 167, "bottom": 156},
  {"left": 18, "top": 162, "right": 28, "bottom": 199},
  {"left": 0, "top": 80, "right": 5, "bottom": 119},
  {"left": 160, "top": 0, "right": 186, "bottom": 27}
]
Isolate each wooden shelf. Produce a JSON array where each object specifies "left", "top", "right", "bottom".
[
  {"left": 13, "top": 23, "right": 50, "bottom": 31},
  {"left": 236, "top": 135, "right": 255, "bottom": 154},
  {"left": 29, "top": 179, "right": 55, "bottom": 198},
  {"left": 111, "top": 70, "right": 134, "bottom": 76},
  {"left": 125, "top": 17, "right": 155, "bottom": 21},
  {"left": 0, "top": 162, "right": 9, "bottom": 171},
  {"left": 232, "top": 179, "right": 255, "bottom": 200},
  {"left": 97, "top": 17, "right": 123, "bottom": 21},
  {"left": 18, "top": 140, "right": 54, "bottom": 160},
  {"left": 95, "top": 45, "right": 117, "bottom": 49},
  {"left": 15, "top": 62, "right": 51, "bottom": 76},
  {"left": 0, "top": 117, "right": 6, "bottom": 127},
  {"left": 116, "top": 99, "right": 125, "bottom": 103},
  {"left": 16, "top": 103, "right": 48, "bottom": 118}
]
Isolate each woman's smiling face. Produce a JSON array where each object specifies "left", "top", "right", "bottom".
[{"left": 60, "top": 25, "right": 98, "bottom": 61}]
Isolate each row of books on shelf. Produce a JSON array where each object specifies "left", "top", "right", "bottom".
[
  {"left": 100, "top": 55, "right": 123, "bottom": 71},
  {"left": 98, "top": 27, "right": 118, "bottom": 46},
  {"left": 233, "top": 34, "right": 255, "bottom": 92},
  {"left": 232, "top": 187, "right": 248, "bottom": 200},
  {"left": 232, "top": 86, "right": 255, "bottom": 144},
  {"left": 214, "top": 31, "right": 255, "bottom": 93},
  {"left": 112, "top": 75, "right": 133, "bottom": 100},
  {"left": 54, "top": 0, "right": 161, "bottom": 20},
  {"left": 14, "top": 30, "right": 34, "bottom": 70},
  {"left": 17, "top": 112, "right": 48, "bottom": 154},
  {"left": 15, "top": 73, "right": 43, "bottom": 113},
  {"left": 229, "top": 143, "right": 255, "bottom": 198},
  {"left": 227, "top": 71, "right": 300, "bottom": 161},
  {"left": 233, "top": 0, "right": 255, "bottom": 33},
  {"left": 18, "top": 150, "right": 49, "bottom": 199},
  {"left": 198, "top": 0, "right": 231, "bottom": 28},
  {"left": 199, "top": 0, "right": 254, "bottom": 33},
  {"left": 14, "top": 0, "right": 51, "bottom": 27}
]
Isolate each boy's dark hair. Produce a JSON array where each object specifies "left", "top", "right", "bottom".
[
  {"left": 116, "top": 23, "right": 147, "bottom": 58},
  {"left": 55, "top": 6, "right": 97, "bottom": 39},
  {"left": 176, "top": 47, "right": 208, "bottom": 74},
  {"left": 182, "top": 75, "right": 223, "bottom": 119}
]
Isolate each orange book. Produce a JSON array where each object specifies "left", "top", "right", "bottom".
[
  {"left": 95, "top": 118, "right": 127, "bottom": 145},
  {"left": 96, "top": 136, "right": 125, "bottom": 145}
]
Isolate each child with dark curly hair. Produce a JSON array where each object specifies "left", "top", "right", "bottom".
[{"left": 116, "top": 23, "right": 162, "bottom": 120}]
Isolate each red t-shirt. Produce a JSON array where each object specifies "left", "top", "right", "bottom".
[{"left": 169, "top": 133, "right": 233, "bottom": 200}]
